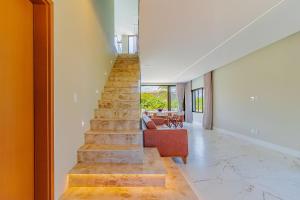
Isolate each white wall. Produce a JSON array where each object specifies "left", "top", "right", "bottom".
[
  {"left": 191, "top": 76, "right": 204, "bottom": 124},
  {"left": 54, "top": 0, "right": 116, "bottom": 199},
  {"left": 115, "top": 0, "right": 138, "bottom": 36},
  {"left": 213, "top": 31, "right": 300, "bottom": 152}
]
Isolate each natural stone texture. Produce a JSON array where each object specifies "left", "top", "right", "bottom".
[
  {"left": 60, "top": 158, "right": 199, "bottom": 200},
  {"left": 98, "top": 100, "right": 140, "bottom": 109},
  {"left": 109, "top": 76, "right": 139, "bottom": 82},
  {"left": 90, "top": 119, "right": 140, "bottom": 131},
  {"left": 113, "top": 64, "right": 139, "bottom": 70},
  {"left": 77, "top": 144, "right": 143, "bottom": 164},
  {"left": 94, "top": 108, "right": 140, "bottom": 120},
  {"left": 110, "top": 71, "right": 140, "bottom": 77},
  {"left": 106, "top": 81, "right": 139, "bottom": 88},
  {"left": 85, "top": 130, "right": 143, "bottom": 145},
  {"left": 104, "top": 87, "right": 139, "bottom": 94},
  {"left": 69, "top": 148, "right": 166, "bottom": 187},
  {"left": 111, "top": 68, "right": 139, "bottom": 73},
  {"left": 101, "top": 93, "right": 140, "bottom": 101}
]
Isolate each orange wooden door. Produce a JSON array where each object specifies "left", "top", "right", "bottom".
[{"left": 0, "top": 0, "right": 34, "bottom": 199}]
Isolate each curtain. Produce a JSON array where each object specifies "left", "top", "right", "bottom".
[
  {"left": 176, "top": 83, "right": 185, "bottom": 112},
  {"left": 203, "top": 71, "right": 213, "bottom": 130},
  {"left": 184, "top": 81, "right": 193, "bottom": 123}
]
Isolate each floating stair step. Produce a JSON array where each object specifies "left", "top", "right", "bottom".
[
  {"left": 101, "top": 92, "right": 140, "bottom": 101},
  {"left": 85, "top": 130, "right": 143, "bottom": 145},
  {"left": 98, "top": 100, "right": 140, "bottom": 109},
  {"left": 90, "top": 119, "right": 140, "bottom": 131},
  {"left": 94, "top": 108, "right": 140, "bottom": 120},
  {"left": 70, "top": 148, "right": 166, "bottom": 187},
  {"left": 77, "top": 144, "right": 143, "bottom": 164},
  {"left": 104, "top": 87, "right": 140, "bottom": 94}
]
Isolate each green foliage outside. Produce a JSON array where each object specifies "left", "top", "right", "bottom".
[
  {"left": 195, "top": 97, "right": 203, "bottom": 112},
  {"left": 141, "top": 87, "right": 168, "bottom": 111},
  {"left": 170, "top": 99, "right": 179, "bottom": 111}
]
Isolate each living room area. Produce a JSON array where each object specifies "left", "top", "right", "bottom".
[
  {"left": 140, "top": 41, "right": 300, "bottom": 198},
  {"left": 140, "top": 31, "right": 300, "bottom": 199}
]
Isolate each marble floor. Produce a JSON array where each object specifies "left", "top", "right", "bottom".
[{"left": 174, "top": 123, "right": 300, "bottom": 200}]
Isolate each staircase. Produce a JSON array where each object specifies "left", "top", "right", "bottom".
[{"left": 64, "top": 55, "right": 166, "bottom": 192}]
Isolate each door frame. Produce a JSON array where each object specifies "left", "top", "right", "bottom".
[{"left": 30, "top": 0, "right": 54, "bottom": 200}]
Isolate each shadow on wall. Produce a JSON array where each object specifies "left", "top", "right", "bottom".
[{"left": 91, "top": 0, "right": 116, "bottom": 53}]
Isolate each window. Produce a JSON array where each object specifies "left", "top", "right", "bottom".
[
  {"left": 169, "top": 86, "right": 178, "bottom": 111},
  {"left": 192, "top": 88, "right": 204, "bottom": 113},
  {"left": 141, "top": 85, "right": 178, "bottom": 111}
]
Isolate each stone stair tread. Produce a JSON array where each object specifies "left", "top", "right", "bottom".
[
  {"left": 101, "top": 92, "right": 140, "bottom": 96},
  {"left": 96, "top": 108, "right": 140, "bottom": 111},
  {"left": 85, "top": 130, "right": 142, "bottom": 135},
  {"left": 106, "top": 85, "right": 139, "bottom": 89},
  {"left": 78, "top": 144, "right": 141, "bottom": 152},
  {"left": 104, "top": 86, "right": 139, "bottom": 88},
  {"left": 70, "top": 148, "right": 166, "bottom": 175},
  {"left": 100, "top": 99, "right": 139, "bottom": 102},
  {"left": 91, "top": 119, "right": 140, "bottom": 121}
]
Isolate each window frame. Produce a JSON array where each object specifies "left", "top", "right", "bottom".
[
  {"left": 192, "top": 88, "right": 204, "bottom": 113},
  {"left": 141, "top": 85, "right": 177, "bottom": 111}
]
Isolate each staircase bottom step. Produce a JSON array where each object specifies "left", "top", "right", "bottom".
[
  {"left": 60, "top": 157, "right": 199, "bottom": 200},
  {"left": 69, "top": 148, "right": 166, "bottom": 187},
  {"left": 68, "top": 173, "right": 165, "bottom": 187}
]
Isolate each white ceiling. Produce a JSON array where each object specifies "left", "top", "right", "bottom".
[{"left": 139, "top": 0, "right": 300, "bottom": 83}]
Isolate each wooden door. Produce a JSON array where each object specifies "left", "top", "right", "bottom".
[{"left": 0, "top": 0, "right": 34, "bottom": 199}]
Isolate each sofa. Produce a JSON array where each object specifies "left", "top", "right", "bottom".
[{"left": 142, "top": 114, "right": 188, "bottom": 164}]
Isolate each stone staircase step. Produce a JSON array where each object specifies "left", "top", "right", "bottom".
[
  {"left": 90, "top": 119, "right": 140, "bottom": 131},
  {"left": 114, "top": 62, "right": 139, "bottom": 67},
  {"left": 104, "top": 86, "right": 140, "bottom": 94},
  {"left": 106, "top": 81, "right": 139, "bottom": 88},
  {"left": 85, "top": 130, "right": 143, "bottom": 145},
  {"left": 101, "top": 93, "right": 140, "bottom": 101},
  {"left": 110, "top": 71, "right": 140, "bottom": 77},
  {"left": 111, "top": 68, "right": 139, "bottom": 73},
  {"left": 94, "top": 108, "right": 140, "bottom": 120},
  {"left": 115, "top": 57, "right": 139, "bottom": 62},
  {"left": 77, "top": 144, "right": 143, "bottom": 164},
  {"left": 113, "top": 64, "right": 139, "bottom": 69},
  {"left": 69, "top": 148, "right": 166, "bottom": 187},
  {"left": 98, "top": 100, "right": 139, "bottom": 109},
  {"left": 108, "top": 76, "right": 139, "bottom": 82}
]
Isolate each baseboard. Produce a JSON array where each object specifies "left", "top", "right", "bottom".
[{"left": 214, "top": 127, "right": 300, "bottom": 158}]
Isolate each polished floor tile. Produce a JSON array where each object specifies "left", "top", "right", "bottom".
[{"left": 174, "top": 123, "right": 300, "bottom": 200}]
